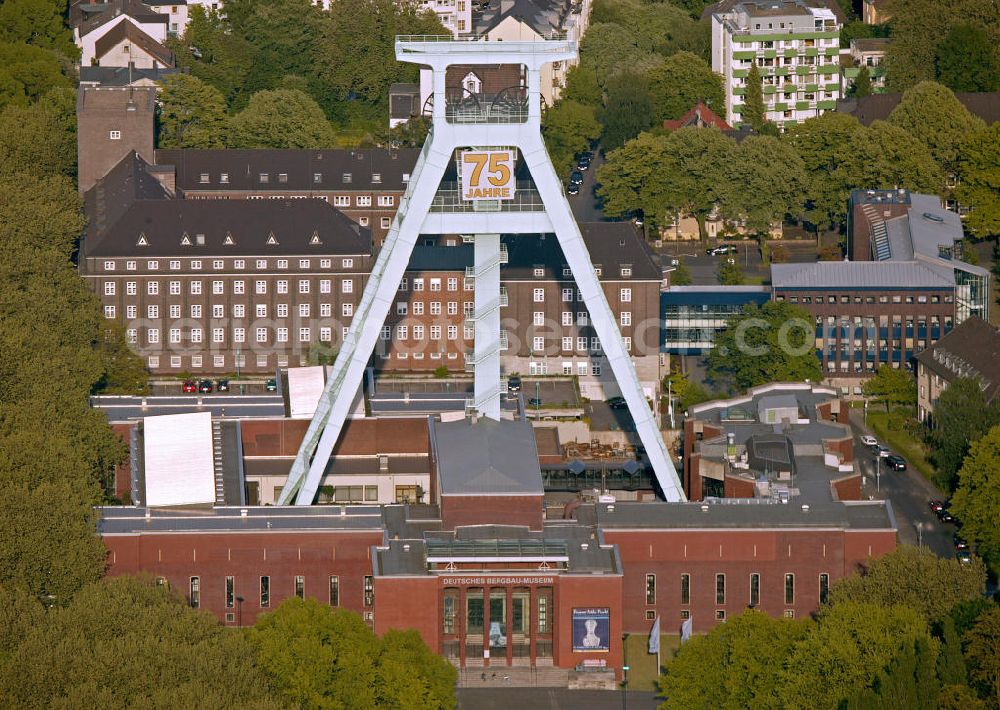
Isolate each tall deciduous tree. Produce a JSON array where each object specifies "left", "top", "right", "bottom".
[
  {"left": 0, "top": 0, "right": 78, "bottom": 58},
  {"left": 955, "top": 123, "right": 1000, "bottom": 240},
  {"left": 646, "top": 51, "right": 725, "bottom": 122},
  {"left": 962, "top": 606, "right": 1000, "bottom": 705},
  {"left": 935, "top": 23, "right": 1000, "bottom": 92},
  {"left": 784, "top": 112, "right": 862, "bottom": 231},
  {"left": 0, "top": 89, "right": 76, "bottom": 178},
  {"left": 0, "top": 576, "right": 282, "bottom": 707},
  {"left": 741, "top": 63, "right": 766, "bottom": 132},
  {"left": 720, "top": 135, "right": 806, "bottom": 237},
  {"left": 578, "top": 23, "right": 649, "bottom": 86},
  {"left": 928, "top": 378, "right": 1000, "bottom": 490},
  {"left": 596, "top": 132, "right": 671, "bottom": 225},
  {"left": 718, "top": 258, "right": 743, "bottom": 285},
  {"left": 852, "top": 66, "right": 873, "bottom": 97},
  {"left": 828, "top": 546, "right": 986, "bottom": 622},
  {"left": 658, "top": 127, "right": 735, "bottom": 239},
  {"left": 168, "top": 7, "right": 257, "bottom": 109},
  {"left": 157, "top": 74, "right": 229, "bottom": 149},
  {"left": 706, "top": 301, "right": 822, "bottom": 391},
  {"left": 836, "top": 120, "right": 945, "bottom": 196},
  {"left": 229, "top": 89, "right": 336, "bottom": 149},
  {"left": 0, "top": 41, "right": 72, "bottom": 110},
  {"left": 863, "top": 365, "right": 917, "bottom": 412},
  {"left": 542, "top": 99, "right": 601, "bottom": 173},
  {"left": 888, "top": 82, "right": 984, "bottom": 178},
  {"left": 251, "top": 597, "right": 456, "bottom": 709},
  {"left": 949, "top": 425, "right": 1000, "bottom": 566},
  {"left": 600, "top": 71, "right": 654, "bottom": 150}
]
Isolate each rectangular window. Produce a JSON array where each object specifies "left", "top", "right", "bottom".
[
  {"left": 562, "top": 311, "right": 573, "bottom": 326},
  {"left": 299, "top": 304, "right": 310, "bottom": 318},
  {"left": 561, "top": 337, "right": 573, "bottom": 351},
  {"left": 329, "top": 576, "right": 340, "bottom": 606},
  {"left": 276, "top": 328, "right": 288, "bottom": 342},
  {"left": 562, "top": 288, "right": 573, "bottom": 302},
  {"left": 190, "top": 328, "right": 202, "bottom": 343},
  {"left": 819, "top": 573, "right": 829, "bottom": 604},
  {"left": 716, "top": 573, "right": 726, "bottom": 604},
  {"left": 357, "top": 195, "right": 372, "bottom": 207},
  {"left": 364, "top": 576, "right": 374, "bottom": 606},
  {"left": 447, "top": 325, "right": 457, "bottom": 339},
  {"left": 533, "top": 311, "right": 545, "bottom": 326},
  {"left": 260, "top": 576, "right": 270, "bottom": 607},
  {"left": 256, "top": 327, "right": 267, "bottom": 343},
  {"left": 620, "top": 312, "right": 631, "bottom": 326},
  {"left": 447, "top": 277, "right": 457, "bottom": 291},
  {"left": 255, "top": 280, "right": 266, "bottom": 295},
  {"left": 342, "top": 279, "right": 353, "bottom": 294},
  {"left": 537, "top": 586, "right": 551, "bottom": 634},
  {"left": 213, "top": 328, "right": 224, "bottom": 343},
  {"left": 430, "top": 302, "right": 441, "bottom": 315},
  {"left": 319, "top": 327, "right": 331, "bottom": 342},
  {"left": 147, "top": 328, "right": 159, "bottom": 344},
  {"left": 225, "top": 576, "right": 235, "bottom": 608},
  {"left": 212, "top": 304, "right": 224, "bottom": 318},
  {"left": 430, "top": 278, "right": 441, "bottom": 291},
  {"left": 277, "top": 280, "right": 288, "bottom": 294},
  {"left": 169, "top": 281, "right": 181, "bottom": 295},
  {"left": 169, "top": 328, "right": 181, "bottom": 344},
  {"left": 533, "top": 288, "right": 544, "bottom": 302},
  {"left": 681, "top": 574, "right": 690, "bottom": 605},
  {"left": 299, "top": 280, "right": 310, "bottom": 294},
  {"left": 294, "top": 575, "right": 305, "bottom": 599},
  {"left": 646, "top": 574, "right": 656, "bottom": 605},
  {"left": 234, "top": 328, "right": 245, "bottom": 343},
  {"left": 750, "top": 573, "right": 760, "bottom": 607},
  {"left": 147, "top": 282, "right": 159, "bottom": 295},
  {"left": 620, "top": 288, "right": 632, "bottom": 302},
  {"left": 128, "top": 305, "right": 138, "bottom": 319},
  {"left": 104, "top": 305, "right": 115, "bottom": 319},
  {"left": 234, "top": 281, "right": 245, "bottom": 295},
  {"left": 212, "top": 281, "right": 224, "bottom": 295},
  {"left": 189, "top": 576, "right": 200, "bottom": 608},
  {"left": 299, "top": 328, "right": 310, "bottom": 342},
  {"left": 190, "top": 281, "right": 202, "bottom": 295},
  {"left": 109, "top": 130, "right": 121, "bottom": 140},
  {"left": 532, "top": 336, "right": 544, "bottom": 352},
  {"left": 785, "top": 574, "right": 795, "bottom": 605},
  {"left": 320, "top": 279, "right": 331, "bottom": 294}
]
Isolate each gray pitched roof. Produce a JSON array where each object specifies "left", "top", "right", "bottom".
[
  {"left": 914, "top": 317, "right": 1000, "bottom": 403},
  {"left": 431, "top": 418, "right": 543, "bottom": 496},
  {"left": 771, "top": 260, "right": 955, "bottom": 289}
]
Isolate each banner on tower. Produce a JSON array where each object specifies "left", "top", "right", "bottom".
[{"left": 460, "top": 149, "right": 516, "bottom": 201}]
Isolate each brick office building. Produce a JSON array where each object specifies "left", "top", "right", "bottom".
[
  {"left": 154, "top": 148, "right": 419, "bottom": 246},
  {"left": 77, "top": 85, "right": 156, "bottom": 194}
]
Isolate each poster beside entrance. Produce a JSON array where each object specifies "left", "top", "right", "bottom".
[{"left": 572, "top": 607, "right": 610, "bottom": 652}]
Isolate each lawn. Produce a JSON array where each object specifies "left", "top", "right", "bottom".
[
  {"left": 866, "top": 409, "right": 941, "bottom": 488},
  {"left": 623, "top": 632, "right": 680, "bottom": 693}
]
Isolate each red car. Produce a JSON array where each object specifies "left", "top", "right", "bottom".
[{"left": 182, "top": 379, "right": 197, "bottom": 393}]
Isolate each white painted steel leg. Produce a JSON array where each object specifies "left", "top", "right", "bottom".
[
  {"left": 278, "top": 138, "right": 453, "bottom": 504},
  {"left": 521, "top": 135, "right": 686, "bottom": 502},
  {"left": 473, "top": 233, "right": 501, "bottom": 419}
]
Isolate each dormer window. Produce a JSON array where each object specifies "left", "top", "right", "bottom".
[
  {"left": 372, "top": 173, "right": 381, "bottom": 183},
  {"left": 199, "top": 173, "right": 209, "bottom": 183},
  {"left": 278, "top": 173, "right": 288, "bottom": 183},
  {"left": 259, "top": 173, "right": 269, "bottom": 183},
  {"left": 342, "top": 173, "right": 352, "bottom": 183},
  {"left": 313, "top": 173, "right": 322, "bottom": 183},
  {"left": 220, "top": 173, "right": 229, "bottom": 183}
]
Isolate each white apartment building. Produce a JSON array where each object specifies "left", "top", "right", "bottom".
[{"left": 712, "top": 0, "right": 841, "bottom": 129}]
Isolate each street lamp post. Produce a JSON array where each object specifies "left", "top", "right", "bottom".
[
  {"left": 621, "top": 632, "right": 629, "bottom": 710},
  {"left": 915, "top": 522, "right": 923, "bottom": 547},
  {"left": 876, "top": 455, "right": 881, "bottom": 493},
  {"left": 236, "top": 595, "right": 244, "bottom": 628},
  {"left": 236, "top": 347, "right": 244, "bottom": 395}
]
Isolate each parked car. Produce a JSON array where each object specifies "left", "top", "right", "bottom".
[
  {"left": 937, "top": 508, "right": 955, "bottom": 524},
  {"left": 860, "top": 435, "right": 878, "bottom": 447},
  {"left": 706, "top": 245, "right": 736, "bottom": 256},
  {"left": 507, "top": 376, "right": 522, "bottom": 394},
  {"left": 576, "top": 153, "right": 592, "bottom": 170},
  {"left": 875, "top": 445, "right": 891, "bottom": 458},
  {"left": 954, "top": 535, "right": 969, "bottom": 551},
  {"left": 886, "top": 454, "right": 907, "bottom": 471},
  {"left": 928, "top": 500, "right": 945, "bottom": 513},
  {"left": 669, "top": 258, "right": 680, "bottom": 266},
  {"left": 182, "top": 379, "right": 197, "bottom": 393},
  {"left": 265, "top": 378, "right": 278, "bottom": 392},
  {"left": 631, "top": 210, "right": 644, "bottom": 226},
  {"left": 566, "top": 182, "right": 580, "bottom": 196},
  {"left": 528, "top": 397, "right": 543, "bottom": 408},
  {"left": 569, "top": 170, "right": 584, "bottom": 185},
  {"left": 216, "top": 379, "right": 230, "bottom": 392},
  {"left": 607, "top": 396, "right": 628, "bottom": 409},
  {"left": 197, "top": 379, "right": 213, "bottom": 394},
  {"left": 957, "top": 549, "right": 972, "bottom": 565}
]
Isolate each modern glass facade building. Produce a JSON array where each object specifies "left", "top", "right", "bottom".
[{"left": 661, "top": 286, "right": 771, "bottom": 354}]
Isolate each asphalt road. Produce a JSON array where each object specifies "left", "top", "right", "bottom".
[
  {"left": 457, "top": 688, "right": 658, "bottom": 710},
  {"left": 848, "top": 408, "right": 959, "bottom": 559},
  {"left": 568, "top": 150, "right": 607, "bottom": 224},
  {"left": 90, "top": 394, "right": 285, "bottom": 422},
  {"left": 657, "top": 239, "right": 821, "bottom": 286}
]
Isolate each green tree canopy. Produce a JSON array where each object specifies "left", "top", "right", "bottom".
[
  {"left": 852, "top": 65, "right": 873, "bottom": 97},
  {"left": 928, "top": 377, "right": 1000, "bottom": 490},
  {"left": 658, "top": 127, "right": 736, "bottom": 239},
  {"left": 561, "top": 64, "right": 603, "bottom": 108},
  {"left": 888, "top": 82, "right": 985, "bottom": 177},
  {"left": 706, "top": 301, "right": 822, "bottom": 391},
  {"left": 251, "top": 597, "right": 456, "bottom": 709},
  {"left": 836, "top": 120, "right": 945, "bottom": 196},
  {"left": 741, "top": 63, "right": 766, "bottom": 132},
  {"left": 720, "top": 135, "right": 806, "bottom": 235},
  {"left": 168, "top": 7, "right": 257, "bottom": 109},
  {"left": 578, "top": 23, "right": 650, "bottom": 86},
  {"left": 157, "top": 74, "right": 230, "bottom": 149},
  {"left": 596, "top": 132, "right": 670, "bottom": 223},
  {"left": 784, "top": 112, "right": 863, "bottom": 231},
  {"left": 962, "top": 606, "right": 1000, "bottom": 704},
  {"left": 542, "top": 99, "right": 601, "bottom": 173},
  {"left": 828, "top": 546, "right": 986, "bottom": 622},
  {"left": 0, "top": 89, "right": 76, "bottom": 178},
  {"left": 600, "top": 71, "right": 655, "bottom": 150},
  {"left": 229, "top": 89, "right": 336, "bottom": 148},
  {"left": 646, "top": 51, "right": 725, "bottom": 122},
  {"left": 863, "top": 365, "right": 917, "bottom": 413},
  {"left": 0, "top": 0, "right": 78, "bottom": 58},
  {"left": 590, "top": 0, "right": 708, "bottom": 60},
  {"left": 718, "top": 258, "right": 743, "bottom": 285},
  {"left": 659, "top": 611, "right": 809, "bottom": 709},
  {"left": 949, "top": 425, "right": 1000, "bottom": 566},
  {"left": 0, "top": 576, "right": 282, "bottom": 707},
  {"left": 670, "top": 259, "right": 693, "bottom": 286},
  {"left": 0, "top": 40, "right": 72, "bottom": 110},
  {"left": 935, "top": 23, "right": 1000, "bottom": 92},
  {"left": 955, "top": 123, "right": 1000, "bottom": 240}
]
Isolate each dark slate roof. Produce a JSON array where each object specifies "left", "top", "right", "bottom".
[
  {"left": 771, "top": 260, "right": 955, "bottom": 289},
  {"left": 154, "top": 148, "right": 421, "bottom": 193},
  {"left": 837, "top": 92, "right": 1000, "bottom": 126},
  {"left": 94, "top": 17, "right": 175, "bottom": 66},
  {"left": 82, "top": 153, "right": 371, "bottom": 258},
  {"left": 79, "top": 65, "right": 184, "bottom": 86},
  {"left": 97, "top": 505, "right": 387, "bottom": 534},
  {"left": 73, "top": 0, "right": 167, "bottom": 37},
  {"left": 430, "top": 417, "right": 544, "bottom": 496},
  {"left": 476, "top": 0, "right": 570, "bottom": 37},
  {"left": 914, "top": 317, "right": 1000, "bottom": 404}
]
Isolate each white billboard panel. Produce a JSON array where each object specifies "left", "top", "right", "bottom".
[
  {"left": 460, "top": 149, "right": 516, "bottom": 201},
  {"left": 288, "top": 366, "right": 328, "bottom": 418},
  {"left": 143, "top": 411, "right": 215, "bottom": 507}
]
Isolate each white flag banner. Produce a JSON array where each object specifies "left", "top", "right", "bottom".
[
  {"left": 680, "top": 616, "right": 693, "bottom": 643},
  {"left": 648, "top": 616, "right": 661, "bottom": 654}
]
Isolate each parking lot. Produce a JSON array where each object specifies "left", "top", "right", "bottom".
[{"left": 657, "top": 239, "right": 821, "bottom": 286}]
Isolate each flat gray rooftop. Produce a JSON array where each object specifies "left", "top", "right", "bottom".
[
  {"left": 97, "top": 505, "right": 387, "bottom": 534},
  {"left": 431, "top": 417, "right": 544, "bottom": 496},
  {"left": 589, "top": 500, "right": 895, "bottom": 530}
]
